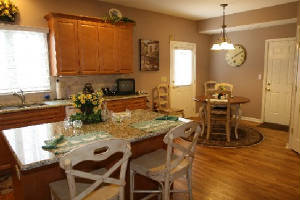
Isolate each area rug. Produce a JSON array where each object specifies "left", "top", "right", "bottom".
[
  {"left": 185, "top": 125, "right": 264, "bottom": 148},
  {"left": 257, "top": 122, "right": 289, "bottom": 132}
]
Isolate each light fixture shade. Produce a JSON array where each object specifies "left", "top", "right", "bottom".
[
  {"left": 220, "top": 42, "right": 235, "bottom": 50},
  {"left": 211, "top": 43, "right": 221, "bottom": 50},
  {"left": 210, "top": 4, "right": 235, "bottom": 51}
]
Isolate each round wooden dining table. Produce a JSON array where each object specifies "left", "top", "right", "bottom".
[{"left": 192, "top": 95, "right": 250, "bottom": 139}]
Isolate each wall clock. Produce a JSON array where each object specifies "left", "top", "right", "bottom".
[{"left": 225, "top": 44, "right": 246, "bottom": 67}]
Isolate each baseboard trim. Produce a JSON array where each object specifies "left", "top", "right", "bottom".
[{"left": 241, "top": 116, "right": 263, "bottom": 123}]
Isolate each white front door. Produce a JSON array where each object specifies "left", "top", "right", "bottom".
[
  {"left": 170, "top": 41, "right": 196, "bottom": 118},
  {"left": 263, "top": 38, "right": 296, "bottom": 125}
]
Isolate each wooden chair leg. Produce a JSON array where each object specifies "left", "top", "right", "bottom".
[
  {"left": 206, "top": 119, "right": 211, "bottom": 140},
  {"left": 130, "top": 169, "right": 135, "bottom": 200},
  {"left": 50, "top": 190, "right": 56, "bottom": 200},
  {"left": 226, "top": 121, "right": 230, "bottom": 142},
  {"left": 163, "top": 181, "right": 170, "bottom": 200},
  {"left": 187, "top": 168, "right": 193, "bottom": 200}
]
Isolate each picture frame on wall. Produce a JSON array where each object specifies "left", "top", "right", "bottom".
[{"left": 139, "top": 39, "right": 159, "bottom": 71}]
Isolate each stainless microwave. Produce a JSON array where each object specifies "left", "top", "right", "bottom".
[{"left": 116, "top": 79, "right": 135, "bottom": 95}]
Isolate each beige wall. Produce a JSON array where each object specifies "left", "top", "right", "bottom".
[
  {"left": 298, "top": 1, "right": 300, "bottom": 25},
  {"left": 198, "top": 2, "right": 298, "bottom": 33},
  {"left": 0, "top": 0, "right": 209, "bottom": 107},
  {"left": 208, "top": 23, "right": 296, "bottom": 119}
]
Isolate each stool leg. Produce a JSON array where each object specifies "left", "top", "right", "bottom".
[
  {"left": 130, "top": 169, "right": 135, "bottom": 200},
  {"left": 163, "top": 181, "right": 170, "bottom": 200},
  {"left": 187, "top": 168, "right": 193, "bottom": 200}
]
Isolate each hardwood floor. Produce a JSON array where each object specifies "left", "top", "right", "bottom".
[
  {"left": 174, "top": 121, "right": 300, "bottom": 200},
  {"left": 1, "top": 121, "right": 299, "bottom": 200}
]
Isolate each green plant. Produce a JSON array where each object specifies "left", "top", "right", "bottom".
[
  {"left": 0, "top": 0, "right": 19, "bottom": 22},
  {"left": 101, "top": 15, "right": 135, "bottom": 24},
  {"left": 69, "top": 111, "right": 102, "bottom": 124}
]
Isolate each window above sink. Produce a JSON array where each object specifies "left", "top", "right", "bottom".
[{"left": 0, "top": 25, "right": 51, "bottom": 94}]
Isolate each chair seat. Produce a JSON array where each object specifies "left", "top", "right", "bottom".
[
  {"left": 130, "top": 149, "right": 189, "bottom": 182},
  {"left": 49, "top": 168, "right": 119, "bottom": 200}
]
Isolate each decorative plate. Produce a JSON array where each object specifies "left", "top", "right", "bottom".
[{"left": 109, "top": 8, "right": 122, "bottom": 18}]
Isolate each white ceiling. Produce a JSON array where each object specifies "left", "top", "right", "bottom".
[{"left": 98, "top": 0, "right": 298, "bottom": 20}]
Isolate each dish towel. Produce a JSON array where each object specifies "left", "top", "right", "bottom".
[
  {"left": 42, "top": 132, "right": 111, "bottom": 154},
  {"left": 155, "top": 116, "right": 178, "bottom": 121},
  {"left": 42, "top": 135, "right": 64, "bottom": 150}
]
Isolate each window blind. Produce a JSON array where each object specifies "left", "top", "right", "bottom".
[{"left": 0, "top": 29, "right": 50, "bottom": 94}]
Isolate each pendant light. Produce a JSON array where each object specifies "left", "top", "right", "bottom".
[{"left": 211, "top": 4, "right": 235, "bottom": 50}]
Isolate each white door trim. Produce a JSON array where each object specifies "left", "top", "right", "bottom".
[
  {"left": 261, "top": 37, "right": 296, "bottom": 123},
  {"left": 170, "top": 41, "right": 197, "bottom": 115},
  {"left": 288, "top": 26, "right": 300, "bottom": 153}
]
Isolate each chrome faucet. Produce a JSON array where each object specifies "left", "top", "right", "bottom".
[{"left": 13, "top": 89, "right": 26, "bottom": 105}]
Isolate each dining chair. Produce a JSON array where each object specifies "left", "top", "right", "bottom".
[
  {"left": 206, "top": 90, "right": 234, "bottom": 142},
  {"left": 153, "top": 83, "right": 184, "bottom": 117},
  {"left": 130, "top": 121, "right": 201, "bottom": 200},
  {"left": 49, "top": 139, "right": 132, "bottom": 200},
  {"left": 215, "top": 83, "right": 233, "bottom": 93},
  {"left": 204, "top": 80, "right": 217, "bottom": 95}
]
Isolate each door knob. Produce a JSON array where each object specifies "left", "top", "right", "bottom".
[
  {"left": 267, "top": 82, "right": 271, "bottom": 86},
  {"left": 266, "top": 87, "right": 271, "bottom": 91}
]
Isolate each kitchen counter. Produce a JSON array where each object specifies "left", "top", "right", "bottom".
[
  {"left": 1, "top": 109, "right": 187, "bottom": 171},
  {"left": 0, "top": 94, "right": 149, "bottom": 114}
]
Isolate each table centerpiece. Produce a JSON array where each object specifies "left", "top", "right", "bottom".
[{"left": 70, "top": 89, "right": 104, "bottom": 124}]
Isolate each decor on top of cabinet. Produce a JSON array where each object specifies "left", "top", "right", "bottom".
[
  {"left": 140, "top": 39, "right": 159, "bottom": 71},
  {"left": 0, "top": 0, "right": 19, "bottom": 23},
  {"left": 101, "top": 8, "right": 135, "bottom": 24},
  {"left": 70, "top": 90, "right": 104, "bottom": 124}
]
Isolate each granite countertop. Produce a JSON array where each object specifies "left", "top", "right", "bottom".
[
  {"left": 0, "top": 94, "right": 149, "bottom": 114},
  {"left": 2, "top": 109, "right": 188, "bottom": 171}
]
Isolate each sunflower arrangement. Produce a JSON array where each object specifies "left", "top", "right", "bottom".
[
  {"left": 70, "top": 91, "right": 104, "bottom": 124},
  {"left": 0, "top": 0, "right": 19, "bottom": 22}
]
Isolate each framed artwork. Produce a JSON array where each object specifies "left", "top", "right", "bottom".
[{"left": 139, "top": 39, "right": 159, "bottom": 71}]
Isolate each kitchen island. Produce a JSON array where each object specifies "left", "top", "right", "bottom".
[{"left": 0, "top": 109, "right": 188, "bottom": 200}]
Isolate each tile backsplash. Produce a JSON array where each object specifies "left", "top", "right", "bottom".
[{"left": 0, "top": 74, "right": 130, "bottom": 105}]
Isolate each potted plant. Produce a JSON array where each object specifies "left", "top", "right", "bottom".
[
  {"left": 70, "top": 91, "right": 104, "bottom": 124},
  {"left": 0, "top": 0, "right": 19, "bottom": 23}
]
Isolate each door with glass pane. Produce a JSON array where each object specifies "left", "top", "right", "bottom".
[{"left": 170, "top": 41, "right": 196, "bottom": 117}]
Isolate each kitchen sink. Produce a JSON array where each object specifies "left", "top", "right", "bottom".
[{"left": 0, "top": 103, "right": 46, "bottom": 111}]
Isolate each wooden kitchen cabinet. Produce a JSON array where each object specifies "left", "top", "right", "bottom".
[
  {"left": 98, "top": 23, "right": 119, "bottom": 74},
  {"left": 117, "top": 25, "right": 133, "bottom": 73},
  {"left": 78, "top": 20, "right": 100, "bottom": 74},
  {"left": 106, "top": 96, "right": 148, "bottom": 112},
  {"left": 45, "top": 13, "right": 134, "bottom": 76},
  {"left": 49, "top": 17, "right": 79, "bottom": 76},
  {"left": 0, "top": 106, "right": 66, "bottom": 131}
]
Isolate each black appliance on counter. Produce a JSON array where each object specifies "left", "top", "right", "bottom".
[
  {"left": 116, "top": 78, "right": 135, "bottom": 95},
  {"left": 101, "top": 88, "right": 117, "bottom": 96}
]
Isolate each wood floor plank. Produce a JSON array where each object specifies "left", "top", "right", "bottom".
[{"left": 174, "top": 121, "right": 300, "bottom": 200}]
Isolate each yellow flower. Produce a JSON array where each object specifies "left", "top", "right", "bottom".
[
  {"left": 80, "top": 99, "right": 86, "bottom": 104},
  {"left": 86, "top": 94, "right": 92, "bottom": 100},
  {"left": 92, "top": 100, "right": 98, "bottom": 105}
]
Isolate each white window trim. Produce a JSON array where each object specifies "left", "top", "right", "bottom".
[{"left": 0, "top": 24, "right": 49, "bottom": 33}]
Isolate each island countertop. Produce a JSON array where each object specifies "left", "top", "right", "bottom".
[{"left": 1, "top": 109, "right": 188, "bottom": 171}]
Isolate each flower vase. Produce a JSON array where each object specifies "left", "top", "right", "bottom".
[
  {"left": 80, "top": 104, "right": 94, "bottom": 115},
  {"left": 0, "top": 15, "right": 15, "bottom": 23}
]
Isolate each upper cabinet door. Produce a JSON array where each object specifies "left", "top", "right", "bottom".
[
  {"left": 98, "top": 24, "right": 118, "bottom": 74},
  {"left": 54, "top": 18, "right": 79, "bottom": 75},
  {"left": 77, "top": 21, "right": 100, "bottom": 74},
  {"left": 117, "top": 25, "right": 133, "bottom": 73}
]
